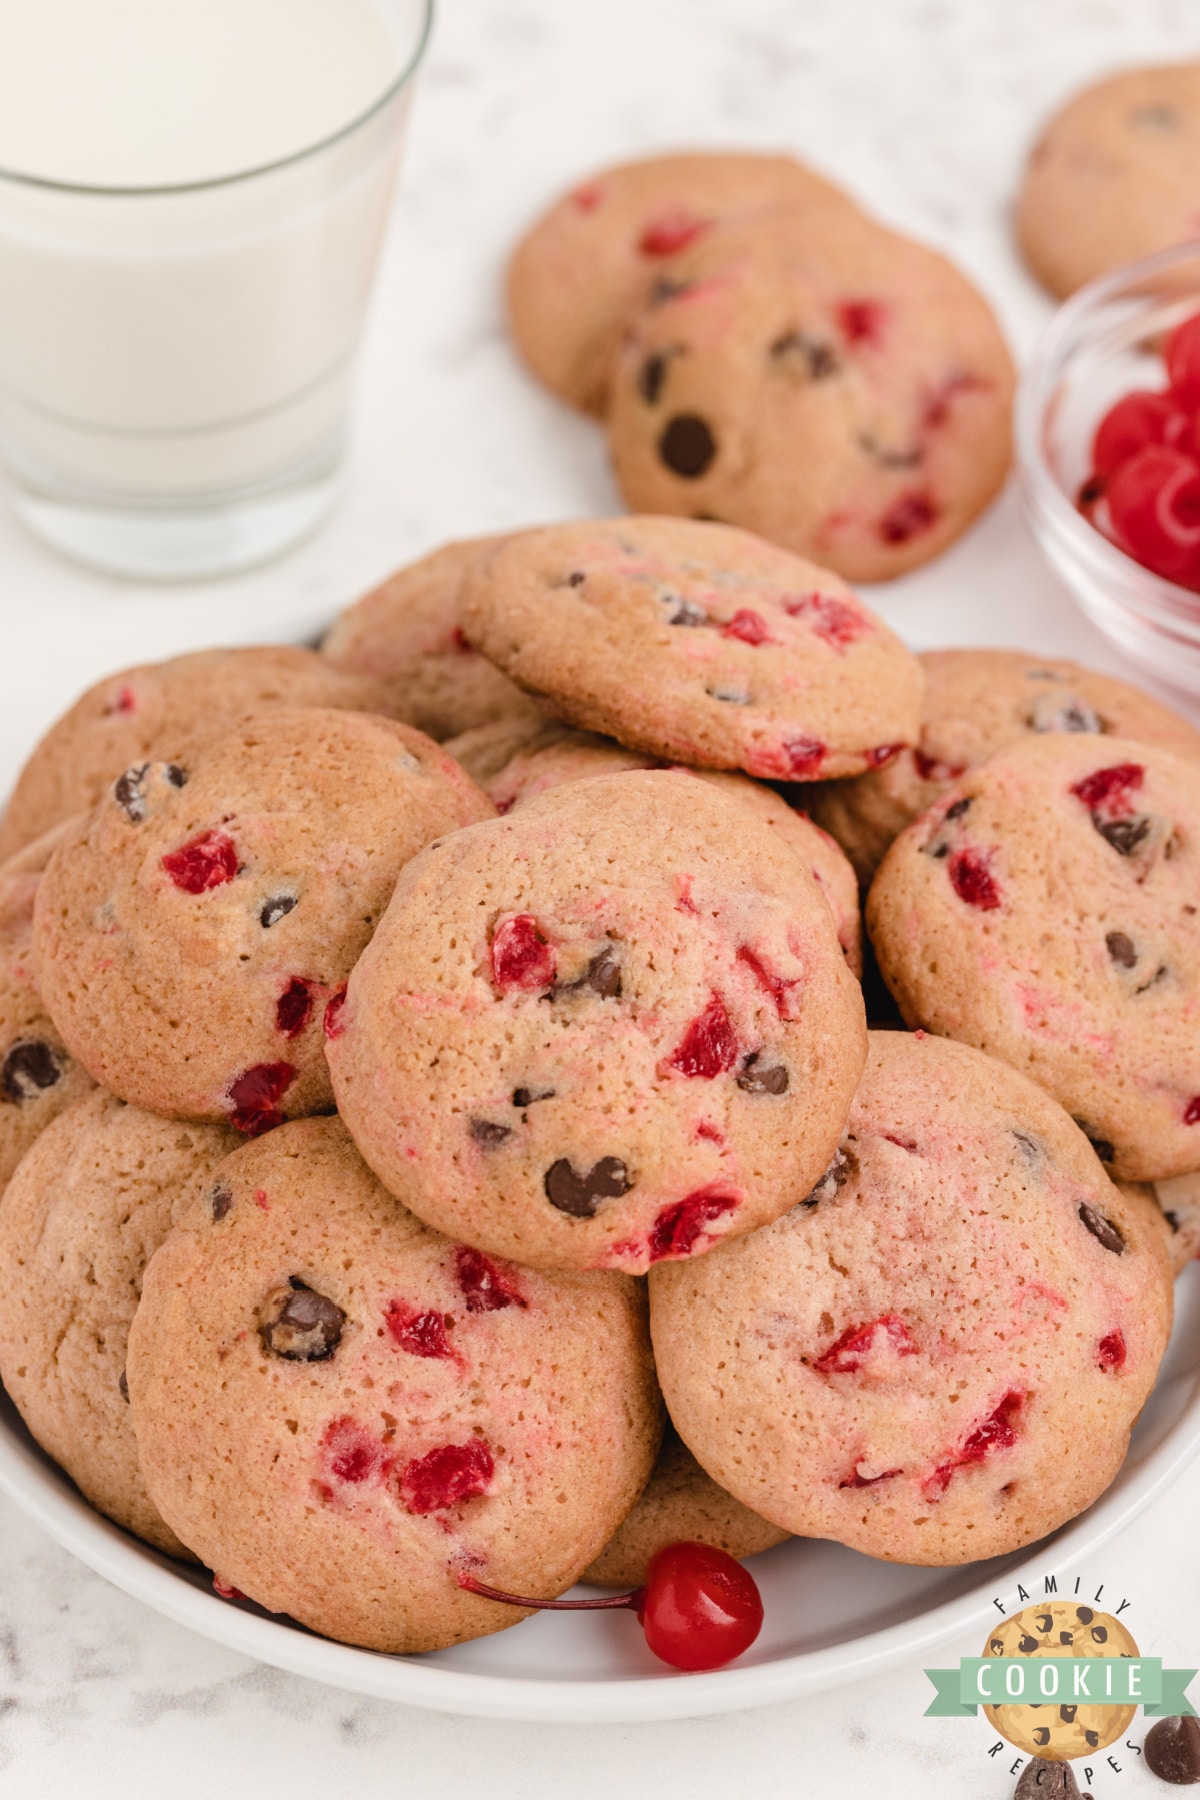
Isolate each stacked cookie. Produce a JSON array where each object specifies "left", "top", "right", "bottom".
[
  {"left": 507, "top": 152, "right": 1016, "bottom": 580},
  {"left": 0, "top": 515, "right": 1195, "bottom": 1662}
]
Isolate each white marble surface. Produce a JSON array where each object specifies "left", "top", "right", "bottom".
[{"left": 3, "top": 0, "right": 1200, "bottom": 1793}]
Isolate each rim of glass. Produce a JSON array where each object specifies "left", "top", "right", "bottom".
[
  {"left": 1015, "top": 234, "right": 1200, "bottom": 608},
  {"left": 0, "top": 0, "right": 434, "bottom": 199}
]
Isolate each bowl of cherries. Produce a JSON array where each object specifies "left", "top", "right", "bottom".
[{"left": 1018, "top": 239, "right": 1200, "bottom": 689}]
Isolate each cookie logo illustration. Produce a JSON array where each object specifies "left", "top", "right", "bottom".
[{"left": 982, "top": 1602, "right": 1138, "bottom": 1761}]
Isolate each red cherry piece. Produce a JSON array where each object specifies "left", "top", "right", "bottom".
[
  {"left": 914, "top": 749, "right": 967, "bottom": 782},
  {"left": 1106, "top": 445, "right": 1200, "bottom": 583},
  {"left": 275, "top": 978, "right": 314, "bottom": 1038},
  {"left": 321, "top": 1416, "right": 389, "bottom": 1486},
  {"left": 927, "top": 1390, "right": 1023, "bottom": 1495},
  {"left": 457, "top": 1540, "right": 764, "bottom": 1672},
  {"left": 398, "top": 1440, "right": 494, "bottom": 1515},
  {"left": 1098, "top": 1330, "right": 1127, "bottom": 1371},
  {"left": 837, "top": 298, "right": 887, "bottom": 345},
  {"left": 813, "top": 1314, "right": 918, "bottom": 1375},
  {"left": 781, "top": 591, "right": 868, "bottom": 650},
  {"left": 162, "top": 829, "right": 238, "bottom": 894},
  {"left": 212, "top": 1575, "right": 246, "bottom": 1601},
  {"left": 491, "top": 915, "right": 556, "bottom": 992},
  {"left": 386, "top": 1304, "right": 454, "bottom": 1359},
  {"left": 647, "top": 1184, "right": 740, "bottom": 1262},
  {"left": 667, "top": 993, "right": 739, "bottom": 1078},
  {"left": 638, "top": 1542, "right": 764, "bottom": 1671},
  {"left": 839, "top": 1466, "right": 902, "bottom": 1490},
  {"left": 879, "top": 490, "right": 939, "bottom": 545},
  {"left": 323, "top": 986, "right": 348, "bottom": 1039},
  {"left": 639, "top": 212, "right": 707, "bottom": 257},
  {"left": 780, "top": 735, "right": 826, "bottom": 778},
  {"left": 1166, "top": 310, "right": 1200, "bottom": 406},
  {"left": 948, "top": 847, "right": 1001, "bottom": 910},
  {"left": 227, "top": 1061, "right": 295, "bottom": 1135},
  {"left": 1092, "top": 389, "right": 1186, "bottom": 478},
  {"left": 1070, "top": 761, "right": 1144, "bottom": 818},
  {"left": 736, "top": 944, "right": 802, "bottom": 1019},
  {"left": 720, "top": 608, "right": 772, "bottom": 646},
  {"left": 109, "top": 684, "right": 137, "bottom": 716},
  {"left": 454, "top": 1244, "right": 526, "bottom": 1313},
  {"left": 571, "top": 182, "right": 604, "bottom": 214},
  {"left": 921, "top": 370, "right": 985, "bottom": 430},
  {"left": 866, "top": 743, "right": 905, "bottom": 769}
]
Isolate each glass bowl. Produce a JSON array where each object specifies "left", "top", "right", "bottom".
[{"left": 1017, "top": 239, "right": 1200, "bottom": 692}]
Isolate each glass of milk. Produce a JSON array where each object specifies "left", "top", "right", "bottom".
[{"left": 0, "top": 0, "right": 432, "bottom": 579}]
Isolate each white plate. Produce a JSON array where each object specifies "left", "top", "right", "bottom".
[{"left": 1, "top": 1265, "right": 1197, "bottom": 1722}]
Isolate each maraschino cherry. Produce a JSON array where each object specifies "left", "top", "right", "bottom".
[{"left": 458, "top": 1539, "right": 764, "bottom": 1671}]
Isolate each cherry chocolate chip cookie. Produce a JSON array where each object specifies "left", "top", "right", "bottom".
[
  {"left": 327, "top": 770, "right": 867, "bottom": 1273},
  {"left": 648, "top": 1031, "right": 1173, "bottom": 1565},
  {"left": 460, "top": 517, "right": 923, "bottom": 782},
  {"left": 866, "top": 734, "right": 1200, "bottom": 1181}
]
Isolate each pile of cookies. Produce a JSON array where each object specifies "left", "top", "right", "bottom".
[{"left": 1, "top": 510, "right": 1197, "bottom": 1661}]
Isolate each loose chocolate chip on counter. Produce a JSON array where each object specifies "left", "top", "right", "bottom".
[
  {"left": 118, "top": 1369, "right": 129, "bottom": 1403},
  {"left": 639, "top": 353, "right": 669, "bottom": 404},
  {"left": 512, "top": 1086, "right": 555, "bottom": 1109},
  {"left": 259, "top": 1279, "right": 346, "bottom": 1361},
  {"left": 113, "top": 763, "right": 151, "bottom": 822},
  {"left": 659, "top": 414, "right": 716, "bottom": 477},
  {"left": 1078, "top": 1201, "right": 1125, "bottom": 1254},
  {"left": 666, "top": 596, "right": 708, "bottom": 627},
  {"left": 260, "top": 894, "right": 298, "bottom": 929},
  {"left": 544, "top": 1155, "right": 632, "bottom": 1219},
  {"left": 1095, "top": 813, "right": 1153, "bottom": 856},
  {"left": 1029, "top": 692, "right": 1103, "bottom": 734},
  {"left": 1144, "top": 1715, "right": 1200, "bottom": 1784},
  {"left": 1015, "top": 1759, "right": 1085, "bottom": 1798},
  {"left": 736, "top": 1054, "right": 789, "bottom": 1095},
  {"left": 209, "top": 1181, "right": 234, "bottom": 1221},
  {"left": 469, "top": 1117, "right": 513, "bottom": 1147},
  {"left": 1106, "top": 930, "right": 1138, "bottom": 968},
  {"left": 769, "top": 330, "right": 840, "bottom": 380},
  {"left": 1, "top": 1039, "right": 63, "bottom": 1103}
]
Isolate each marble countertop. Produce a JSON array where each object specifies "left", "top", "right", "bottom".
[{"left": 3, "top": 0, "right": 1200, "bottom": 1793}]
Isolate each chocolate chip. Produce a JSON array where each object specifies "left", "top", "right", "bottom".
[
  {"left": 1059, "top": 1704, "right": 1077, "bottom": 1721},
  {"left": 659, "top": 414, "right": 716, "bottom": 477},
  {"left": 801, "top": 1147, "right": 854, "bottom": 1208},
  {"left": 469, "top": 1118, "right": 512, "bottom": 1147},
  {"left": 1035, "top": 1612, "right": 1054, "bottom": 1633},
  {"left": 737, "top": 1054, "right": 789, "bottom": 1095},
  {"left": 1074, "top": 1121, "right": 1116, "bottom": 1164},
  {"left": 543, "top": 1156, "right": 631, "bottom": 1218},
  {"left": 1058, "top": 1631, "right": 1074, "bottom": 1645},
  {"left": 1, "top": 1039, "right": 63, "bottom": 1103},
  {"left": 708, "top": 685, "right": 750, "bottom": 705},
  {"left": 1090, "top": 1624, "right": 1108, "bottom": 1643},
  {"left": 945, "top": 797, "right": 971, "bottom": 821},
  {"left": 1135, "top": 963, "right": 1168, "bottom": 995},
  {"left": 113, "top": 763, "right": 150, "bottom": 822},
  {"left": 769, "top": 329, "right": 839, "bottom": 380},
  {"left": 1084, "top": 1731, "right": 1099, "bottom": 1748},
  {"left": 567, "top": 570, "right": 586, "bottom": 586},
  {"left": 857, "top": 431, "right": 922, "bottom": 470},
  {"left": 1144, "top": 1715, "right": 1200, "bottom": 1784},
  {"left": 1079, "top": 1201, "right": 1125, "bottom": 1252},
  {"left": 1076, "top": 1607, "right": 1094, "bottom": 1623},
  {"left": 512, "top": 1086, "right": 555, "bottom": 1108},
  {"left": 1030, "top": 692, "right": 1103, "bottom": 734},
  {"left": 1106, "top": 930, "right": 1137, "bottom": 967},
  {"left": 260, "top": 894, "right": 298, "bottom": 929},
  {"left": 1032, "top": 1728, "right": 1051, "bottom": 1747},
  {"left": 1014, "top": 1759, "right": 1084, "bottom": 1799},
  {"left": 1165, "top": 1209, "right": 1181, "bottom": 1233},
  {"left": 259, "top": 1279, "right": 346, "bottom": 1361},
  {"left": 639, "top": 353, "right": 668, "bottom": 404},
  {"left": 118, "top": 1369, "right": 129, "bottom": 1403},
  {"left": 164, "top": 764, "right": 188, "bottom": 788},
  {"left": 1012, "top": 1130, "right": 1042, "bottom": 1162},
  {"left": 650, "top": 275, "right": 693, "bottom": 306},
  {"left": 1096, "top": 813, "right": 1153, "bottom": 856},
  {"left": 666, "top": 596, "right": 708, "bottom": 627},
  {"left": 209, "top": 1181, "right": 233, "bottom": 1222},
  {"left": 1132, "top": 102, "right": 1181, "bottom": 130},
  {"left": 582, "top": 948, "right": 622, "bottom": 998},
  {"left": 1019, "top": 1634, "right": 1039, "bottom": 1653}
]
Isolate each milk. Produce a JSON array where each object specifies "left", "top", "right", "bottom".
[{"left": 0, "top": 0, "right": 424, "bottom": 569}]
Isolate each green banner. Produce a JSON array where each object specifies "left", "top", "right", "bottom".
[{"left": 924, "top": 1658, "right": 1197, "bottom": 1717}]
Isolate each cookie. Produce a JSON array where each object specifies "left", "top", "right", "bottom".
[
  {"left": 648, "top": 1030, "right": 1174, "bottom": 1565},
  {"left": 127, "top": 1116, "right": 660, "bottom": 1653},
  {"left": 328, "top": 770, "right": 867, "bottom": 1273},
  {"left": 321, "top": 537, "right": 541, "bottom": 740},
  {"left": 605, "top": 207, "right": 1014, "bottom": 582},
  {"left": 0, "top": 644, "right": 409, "bottom": 863},
  {"left": 983, "top": 1601, "right": 1138, "bottom": 1759},
  {"left": 1153, "top": 1171, "right": 1200, "bottom": 1274},
  {"left": 33, "top": 708, "right": 493, "bottom": 1128},
  {"left": 507, "top": 151, "right": 849, "bottom": 415},
  {"left": 0, "top": 844, "right": 95, "bottom": 1191},
  {"left": 446, "top": 714, "right": 862, "bottom": 973},
  {"left": 460, "top": 517, "right": 923, "bottom": 781},
  {"left": 809, "top": 649, "right": 1200, "bottom": 886},
  {"left": 1017, "top": 62, "right": 1200, "bottom": 299},
  {"left": 581, "top": 1427, "right": 788, "bottom": 1588},
  {"left": 866, "top": 735, "right": 1200, "bottom": 1181},
  {"left": 0, "top": 1090, "right": 239, "bottom": 1554}
]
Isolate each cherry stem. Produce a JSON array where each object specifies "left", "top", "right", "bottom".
[{"left": 458, "top": 1573, "right": 646, "bottom": 1612}]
